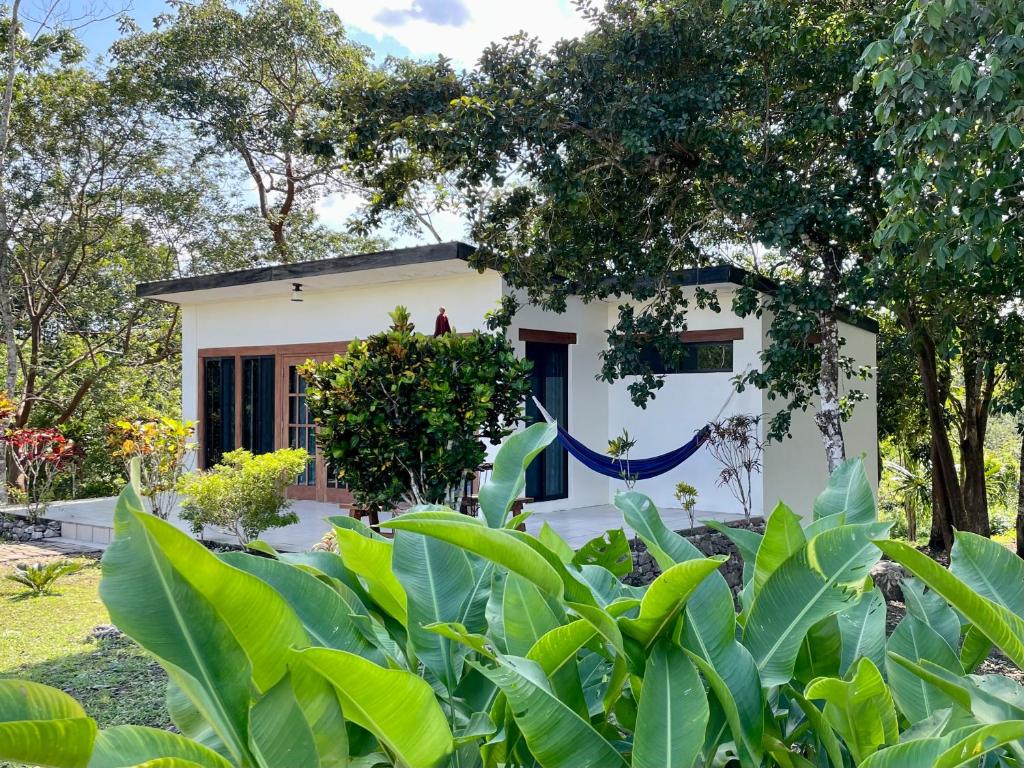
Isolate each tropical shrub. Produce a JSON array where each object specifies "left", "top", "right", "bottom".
[
  {"left": 674, "top": 480, "right": 699, "bottom": 529},
  {"left": 608, "top": 428, "right": 640, "bottom": 489},
  {"left": 5, "top": 426, "right": 1024, "bottom": 767},
  {"left": 4, "top": 559, "right": 84, "bottom": 595},
  {"left": 177, "top": 448, "right": 308, "bottom": 544},
  {"left": 0, "top": 426, "right": 81, "bottom": 520},
  {"left": 301, "top": 305, "right": 531, "bottom": 513},
  {"left": 706, "top": 414, "right": 763, "bottom": 519},
  {"left": 110, "top": 416, "right": 197, "bottom": 518}
]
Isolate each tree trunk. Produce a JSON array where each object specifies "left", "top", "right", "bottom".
[
  {"left": 815, "top": 312, "right": 846, "bottom": 474},
  {"left": 910, "top": 320, "right": 967, "bottom": 550},
  {"left": 929, "top": 434, "right": 954, "bottom": 551},
  {"left": 1017, "top": 431, "right": 1024, "bottom": 558},
  {"left": 958, "top": 350, "right": 993, "bottom": 536},
  {"left": 0, "top": 0, "right": 22, "bottom": 504}
]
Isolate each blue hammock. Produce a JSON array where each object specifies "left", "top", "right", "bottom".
[{"left": 532, "top": 398, "right": 710, "bottom": 480}]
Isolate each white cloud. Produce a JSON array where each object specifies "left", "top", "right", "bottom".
[{"left": 328, "top": 0, "right": 591, "bottom": 69}]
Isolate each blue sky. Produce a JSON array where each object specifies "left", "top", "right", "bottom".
[
  {"left": 73, "top": 0, "right": 590, "bottom": 246},
  {"left": 78, "top": 0, "right": 588, "bottom": 69}
]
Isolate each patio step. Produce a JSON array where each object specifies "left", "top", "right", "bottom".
[{"left": 57, "top": 520, "right": 113, "bottom": 548}]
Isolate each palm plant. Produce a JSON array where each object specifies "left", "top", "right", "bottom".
[
  {"left": 5, "top": 559, "right": 83, "bottom": 595},
  {"left": 2, "top": 426, "right": 1024, "bottom": 766}
]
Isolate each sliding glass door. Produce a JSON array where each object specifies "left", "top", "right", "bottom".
[
  {"left": 199, "top": 344, "right": 347, "bottom": 503},
  {"left": 525, "top": 341, "right": 569, "bottom": 502}
]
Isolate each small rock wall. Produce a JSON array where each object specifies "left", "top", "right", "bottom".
[
  {"left": 624, "top": 517, "right": 766, "bottom": 592},
  {"left": 0, "top": 515, "right": 62, "bottom": 542}
]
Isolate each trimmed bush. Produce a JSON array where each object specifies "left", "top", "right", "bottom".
[{"left": 177, "top": 447, "right": 308, "bottom": 544}]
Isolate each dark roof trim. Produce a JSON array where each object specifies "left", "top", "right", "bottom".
[
  {"left": 136, "top": 241, "right": 877, "bottom": 334},
  {"left": 136, "top": 241, "right": 477, "bottom": 299},
  {"left": 670, "top": 265, "right": 879, "bottom": 334}
]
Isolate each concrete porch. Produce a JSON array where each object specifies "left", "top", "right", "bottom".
[{"left": 4, "top": 496, "right": 749, "bottom": 552}]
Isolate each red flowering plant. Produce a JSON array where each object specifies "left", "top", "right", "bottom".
[{"left": 1, "top": 427, "right": 81, "bottom": 521}]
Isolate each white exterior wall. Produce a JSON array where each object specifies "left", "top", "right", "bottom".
[
  {"left": 174, "top": 264, "right": 878, "bottom": 520},
  {"left": 761, "top": 318, "right": 879, "bottom": 519},
  {"left": 179, "top": 270, "right": 504, "bottom": 428},
  {"left": 606, "top": 289, "right": 766, "bottom": 514}
]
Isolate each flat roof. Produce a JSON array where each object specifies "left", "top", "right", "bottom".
[
  {"left": 136, "top": 241, "right": 477, "bottom": 299},
  {"left": 136, "top": 240, "right": 876, "bottom": 333}
]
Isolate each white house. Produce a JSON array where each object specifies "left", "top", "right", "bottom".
[{"left": 137, "top": 241, "right": 878, "bottom": 520}]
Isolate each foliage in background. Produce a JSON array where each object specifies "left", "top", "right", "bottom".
[
  {"left": 110, "top": 417, "right": 196, "bottom": 519},
  {"left": 177, "top": 448, "right": 308, "bottom": 545},
  {"left": 705, "top": 414, "right": 763, "bottom": 520},
  {"left": 4, "top": 559, "right": 83, "bottom": 596},
  {"left": 335, "top": 0, "right": 894, "bottom": 474},
  {"left": 674, "top": 480, "right": 699, "bottom": 529},
  {"left": 111, "top": 0, "right": 403, "bottom": 257},
  {"left": 0, "top": 427, "right": 80, "bottom": 520},
  {"left": 301, "top": 306, "right": 531, "bottom": 512},
  {"left": 865, "top": 0, "right": 1024, "bottom": 544},
  {"left": 7, "top": 426, "right": 1024, "bottom": 766}
]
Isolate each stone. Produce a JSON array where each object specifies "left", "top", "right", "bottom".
[
  {"left": 29, "top": 530, "right": 43, "bottom": 540},
  {"left": 623, "top": 516, "right": 766, "bottom": 594}
]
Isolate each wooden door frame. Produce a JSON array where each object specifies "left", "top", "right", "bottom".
[{"left": 197, "top": 342, "right": 348, "bottom": 501}]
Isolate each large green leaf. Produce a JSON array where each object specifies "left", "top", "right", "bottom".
[
  {"left": 478, "top": 421, "right": 557, "bottom": 528},
  {"left": 526, "top": 620, "right": 598, "bottom": 676},
  {"left": 685, "top": 651, "right": 761, "bottom": 766},
  {"left": 113, "top": 493, "right": 308, "bottom": 693},
  {"left": 220, "top": 552, "right": 382, "bottom": 663},
  {"left": 538, "top": 523, "right": 575, "bottom": 564},
  {"left": 794, "top": 615, "right": 842, "bottom": 684},
  {"left": 859, "top": 721, "right": 1024, "bottom": 768},
  {"left": 474, "top": 657, "right": 628, "bottom": 768},
  {"left": 619, "top": 557, "right": 726, "bottom": 649},
  {"left": 876, "top": 539, "right": 1024, "bottom": 669},
  {"left": 633, "top": 640, "right": 707, "bottom": 768},
  {"left": 248, "top": 674, "right": 320, "bottom": 768},
  {"left": 745, "top": 523, "right": 888, "bottom": 686},
  {"left": 572, "top": 529, "right": 632, "bottom": 578},
  {"left": 752, "top": 503, "right": 805, "bottom": 598},
  {"left": 334, "top": 528, "right": 407, "bottom": 624},
  {"left": 293, "top": 647, "right": 453, "bottom": 768},
  {"left": 385, "top": 510, "right": 564, "bottom": 599},
  {"left": 950, "top": 531, "right": 1024, "bottom": 617},
  {"left": 805, "top": 657, "right": 898, "bottom": 764},
  {"left": 393, "top": 527, "right": 475, "bottom": 688},
  {"left": 812, "top": 458, "right": 875, "bottom": 523},
  {"left": 616, "top": 491, "right": 764, "bottom": 761},
  {"left": 0, "top": 679, "right": 96, "bottom": 768},
  {"left": 100, "top": 487, "right": 257, "bottom": 765},
  {"left": 786, "top": 687, "right": 844, "bottom": 768},
  {"left": 837, "top": 587, "right": 886, "bottom": 678},
  {"left": 90, "top": 725, "right": 232, "bottom": 768},
  {"left": 885, "top": 616, "right": 963, "bottom": 722},
  {"left": 900, "top": 578, "right": 961, "bottom": 652},
  {"left": 503, "top": 572, "right": 565, "bottom": 656}
]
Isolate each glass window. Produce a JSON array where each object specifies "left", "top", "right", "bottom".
[
  {"left": 525, "top": 341, "right": 569, "bottom": 502},
  {"left": 631, "top": 341, "right": 734, "bottom": 375},
  {"left": 242, "top": 356, "right": 275, "bottom": 455},
  {"left": 203, "top": 357, "right": 235, "bottom": 467}
]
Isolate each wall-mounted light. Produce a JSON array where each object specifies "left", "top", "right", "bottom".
[{"left": 291, "top": 283, "right": 304, "bottom": 302}]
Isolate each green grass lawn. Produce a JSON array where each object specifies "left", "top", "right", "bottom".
[{"left": 0, "top": 558, "right": 170, "bottom": 743}]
